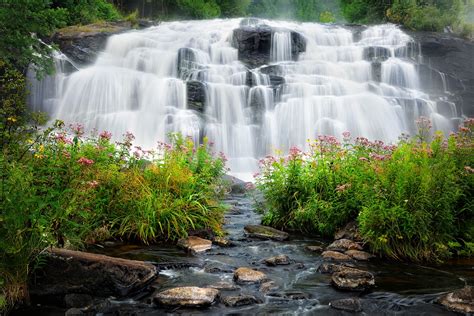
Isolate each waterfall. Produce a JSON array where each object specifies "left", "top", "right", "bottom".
[{"left": 28, "top": 19, "right": 460, "bottom": 180}]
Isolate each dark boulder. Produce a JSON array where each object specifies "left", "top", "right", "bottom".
[
  {"left": 29, "top": 248, "right": 158, "bottom": 306},
  {"left": 330, "top": 297, "right": 363, "bottom": 312},
  {"left": 51, "top": 21, "right": 132, "bottom": 66},
  {"left": 221, "top": 294, "right": 261, "bottom": 307},
  {"left": 232, "top": 26, "right": 306, "bottom": 68},
  {"left": 331, "top": 267, "right": 375, "bottom": 291},
  {"left": 186, "top": 80, "right": 206, "bottom": 112}
]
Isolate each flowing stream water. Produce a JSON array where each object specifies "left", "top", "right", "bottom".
[{"left": 28, "top": 18, "right": 460, "bottom": 181}]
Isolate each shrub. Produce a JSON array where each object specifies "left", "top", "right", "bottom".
[{"left": 256, "top": 119, "right": 474, "bottom": 262}]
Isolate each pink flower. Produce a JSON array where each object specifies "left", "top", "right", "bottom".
[
  {"left": 87, "top": 180, "right": 99, "bottom": 188},
  {"left": 55, "top": 133, "right": 73, "bottom": 145},
  {"left": 70, "top": 123, "right": 85, "bottom": 137},
  {"left": 77, "top": 157, "right": 94, "bottom": 166},
  {"left": 359, "top": 157, "right": 368, "bottom": 162},
  {"left": 465, "top": 166, "right": 474, "bottom": 174},
  {"left": 99, "top": 131, "right": 112, "bottom": 141},
  {"left": 336, "top": 183, "right": 351, "bottom": 192},
  {"left": 245, "top": 182, "right": 256, "bottom": 190},
  {"left": 342, "top": 131, "right": 351, "bottom": 139}
]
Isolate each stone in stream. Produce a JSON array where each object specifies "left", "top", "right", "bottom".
[
  {"left": 209, "top": 281, "right": 240, "bottom": 291},
  {"left": 438, "top": 286, "right": 474, "bottom": 314},
  {"left": 326, "top": 239, "right": 363, "bottom": 252},
  {"left": 29, "top": 248, "right": 158, "bottom": 302},
  {"left": 260, "top": 281, "right": 278, "bottom": 293},
  {"left": 177, "top": 236, "right": 212, "bottom": 253},
  {"left": 306, "top": 245, "right": 324, "bottom": 253},
  {"left": 221, "top": 294, "right": 261, "bottom": 307},
  {"left": 213, "top": 236, "right": 234, "bottom": 247},
  {"left": 154, "top": 287, "right": 219, "bottom": 307},
  {"left": 267, "top": 291, "right": 310, "bottom": 300},
  {"left": 321, "top": 250, "right": 352, "bottom": 261},
  {"left": 331, "top": 267, "right": 375, "bottom": 291},
  {"left": 244, "top": 225, "right": 289, "bottom": 241},
  {"left": 264, "top": 254, "right": 291, "bottom": 266},
  {"left": 329, "top": 297, "right": 363, "bottom": 312},
  {"left": 334, "top": 221, "right": 362, "bottom": 241},
  {"left": 234, "top": 267, "right": 267, "bottom": 284},
  {"left": 318, "top": 262, "right": 355, "bottom": 274},
  {"left": 345, "top": 249, "right": 374, "bottom": 261}
]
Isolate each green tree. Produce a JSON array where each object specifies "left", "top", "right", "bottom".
[
  {"left": 216, "top": 0, "right": 251, "bottom": 17},
  {"left": 176, "top": 0, "right": 221, "bottom": 18}
]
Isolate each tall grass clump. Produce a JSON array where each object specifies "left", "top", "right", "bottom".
[{"left": 256, "top": 118, "right": 474, "bottom": 262}]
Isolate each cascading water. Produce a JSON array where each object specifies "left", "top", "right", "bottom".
[{"left": 28, "top": 19, "right": 460, "bottom": 180}]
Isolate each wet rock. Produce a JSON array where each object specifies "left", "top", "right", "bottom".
[
  {"left": 222, "top": 294, "right": 261, "bottom": 307},
  {"left": 331, "top": 267, "right": 375, "bottom": 291},
  {"left": 154, "top": 287, "right": 219, "bottom": 307},
  {"left": 204, "top": 264, "right": 234, "bottom": 274},
  {"left": 177, "top": 236, "right": 212, "bottom": 253},
  {"left": 322, "top": 251, "right": 352, "bottom": 261},
  {"left": 264, "top": 254, "right": 291, "bottom": 266},
  {"left": 327, "top": 239, "right": 362, "bottom": 252},
  {"left": 244, "top": 225, "right": 289, "bottom": 241},
  {"left": 335, "top": 221, "right": 362, "bottom": 241},
  {"left": 209, "top": 281, "right": 240, "bottom": 291},
  {"left": 29, "top": 248, "right": 158, "bottom": 304},
  {"left": 306, "top": 245, "right": 324, "bottom": 253},
  {"left": 64, "top": 293, "right": 93, "bottom": 308},
  {"left": 260, "top": 281, "right": 278, "bottom": 293},
  {"left": 259, "top": 64, "right": 282, "bottom": 76},
  {"left": 363, "top": 46, "right": 391, "bottom": 61},
  {"left": 65, "top": 308, "right": 84, "bottom": 316},
  {"left": 186, "top": 80, "right": 206, "bottom": 113},
  {"left": 212, "top": 236, "right": 234, "bottom": 247},
  {"left": 318, "top": 263, "right": 351, "bottom": 274},
  {"left": 232, "top": 26, "right": 306, "bottom": 68},
  {"left": 234, "top": 267, "right": 267, "bottom": 284},
  {"left": 438, "top": 286, "right": 474, "bottom": 314},
  {"left": 51, "top": 22, "right": 132, "bottom": 66},
  {"left": 345, "top": 250, "right": 374, "bottom": 261},
  {"left": 330, "top": 297, "right": 363, "bottom": 312}
]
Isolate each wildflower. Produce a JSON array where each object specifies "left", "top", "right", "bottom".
[
  {"left": 342, "top": 131, "right": 351, "bottom": 139},
  {"left": 70, "top": 123, "right": 85, "bottom": 137},
  {"left": 253, "top": 172, "right": 260, "bottom": 178},
  {"left": 7, "top": 117, "right": 17, "bottom": 123},
  {"left": 99, "top": 130, "right": 112, "bottom": 141},
  {"left": 55, "top": 133, "right": 73, "bottom": 145},
  {"left": 465, "top": 166, "right": 474, "bottom": 174},
  {"left": 336, "top": 183, "right": 351, "bottom": 193},
  {"left": 77, "top": 157, "right": 94, "bottom": 166},
  {"left": 359, "top": 157, "right": 368, "bottom": 162},
  {"left": 87, "top": 180, "right": 99, "bottom": 189},
  {"left": 245, "top": 182, "right": 256, "bottom": 190}
]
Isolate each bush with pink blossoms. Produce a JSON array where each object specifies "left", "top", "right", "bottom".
[{"left": 256, "top": 119, "right": 473, "bottom": 262}]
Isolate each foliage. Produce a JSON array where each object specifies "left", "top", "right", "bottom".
[
  {"left": 176, "top": 0, "right": 221, "bottom": 19},
  {"left": 52, "top": 0, "right": 121, "bottom": 25},
  {"left": 216, "top": 0, "right": 251, "bottom": 17},
  {"left": 256, "top": 119, "right": 474, "bottom": 262},
  {"left": 0, "top": 119, "right": 226, "bottom": 311}
]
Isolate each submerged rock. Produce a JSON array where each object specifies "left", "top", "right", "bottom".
[
  {"left": 306, "top": 245, "right": 324, "bottom": 253},
  {"left": 29, "top": 248, "right": 158, "bottom": 304},
  {"left": 264, "top": 254, "right": 291, "bottom": 266},
  {"left": 222, "top": 294, "right": 261, "bottom": 307},
  {"left": 213, "top": 236, "right": 234, "bottom": 247},
  {"left": 322, "top": 251, "right": 352, "bottom": 261},
  {"left": 260, "top": 281, "right": 278, "bottom": 293},
  {"left": 234, "top": 267, "right": 267, "bottom": 284},
  {"left": 268, "top": 291, "right": 309, "bottom": 300},
  {"left": 438, "top": 286, "right": 474, "bottom": 314},
  {"left": 209, "top": 281, "right": 240, "bottom": 291},
  {"left": 327, "top": 239, "right": 362, "bottom": 252},
  {"left": 318, "top": 262, "right": 355, "bottom": 274},
  {"left": 331, "top": 267, "right": 375, "bottom": 291},
  {"left": 244, "top": 225, "right": 289, "bottom": 241},
  {"left": 177, "top": 236, "right": 212, "bottom": 253},
  {"left": 154, "top": 287, "right": 219, "bottom": 307},
  {"left": 330, "top": 297, "right": 363, "bottom": 312},
  {"left": 345, "top": 250, "right": 374, "bottom": 261}
]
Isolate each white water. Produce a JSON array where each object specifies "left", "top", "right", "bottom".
[{"left": 28, "top": 19, "right": 459, "bottom": 179}]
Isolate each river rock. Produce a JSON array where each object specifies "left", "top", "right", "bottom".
[
  {"left": 212, "top": 236, "right": 233, "bottom": 247},
  {"left": 306, "top": 245, "right": 324, "bottom": 253},
  {"left": 234, "top": 267, "right": 267, "bottom": 284},
  {"left": 345, "top": 250, "right": 374, "bottom": 261},
  {"left": 268, "top": 291, "right": 310, "bottom": 300},
  {"left": 244, "top": 225, "right": 289, "bottom": 241},
  {"left": 335, "top": 221, "right": 362, "bottom": 241},
  {"left": 209, "top": 281, "right": 240, "bottom": 291},
  {"left": 329, "top": 297, "right": 363, "bottom": 312},
  {"left": 331, "top": 267, "right": 375, "bottom": 291},
  {"left": 322, "top": 251, "right": 352, "bottom": 261},
  {"left": 222, "top": 294, "right": 261, "bottom": 307},
  {"left": 260, "top": 281, "right": 278, "bottom": 293},
  {"left": 264, "top": 254, "right": 291, "bottom": 266},
  {"left": 65, "top": 308, "right": 84, "bottom": 316},
  {"left": 317, "top": 262, "right": 356, "bottom": 274},
  {"left": 154, "top": 287, "right": 219, "bottom": 307},
  {"left": 327, "top": 239, "right": 363, "bottom": 252},
  {"left": 438, "top": 286, "right": 474, "bottom": 314},
  {"left": 177, "top": 236, "right": 212, "bottom": 253},
  {"left": 29, "top": 248, "right": 158, "bottom": 304}
]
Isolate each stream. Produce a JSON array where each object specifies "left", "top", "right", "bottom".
[{"left": 73, "top": 193, "right": 473, "bottom": 315}]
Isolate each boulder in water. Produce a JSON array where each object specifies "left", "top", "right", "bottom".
[
  {"left": 260, "top": 281, "right": 278, "bottom": 293},
  {"left": 438, "top": 286, "right": 474, "bottom": 314},
  {"left": 331, "top": 267, "right": 375, "bottom": 291},
  {"left": 327, "top": 239, "right": 363, "bottom": 252},
  {"left": 212, "top": 236, "right": 234, "bottom": 247},
  {"left": 234, "top": 267, "right": 267, "bottom": 284},
  {"left": 318, "top": 262, "right": 354, "bottom": 274},
  {"left": 154, "top": 287, "right": 219, "bottom": 307},
  {"left": 209, "top": 281, "right": 240, "bottom": 291},
  {"left": 264, "top": 254, "right": 291, "bottom": 266},
  {"left": 306, "top": 245, "right": 324, "bottom": 253},
  {"left": 330, "top": 297, "right": 363, "bottom": 312},
  {"left": 221, "top": 294, "right": 261, "bottom": 307},
  {"left": 186, "top": 80, "right": 206, "bottom": 113},
  {"left": 177, "top": 236, "right": 212, "bottom": 253},
  {"left": 244, "top": 225, "right": 289, "bottom": 241},
  {"left": 322, "top": 250, "right": 352, "bottom": 261},
  {"left": 345, "top": 250, "right": 374, "bottom": 261}
]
